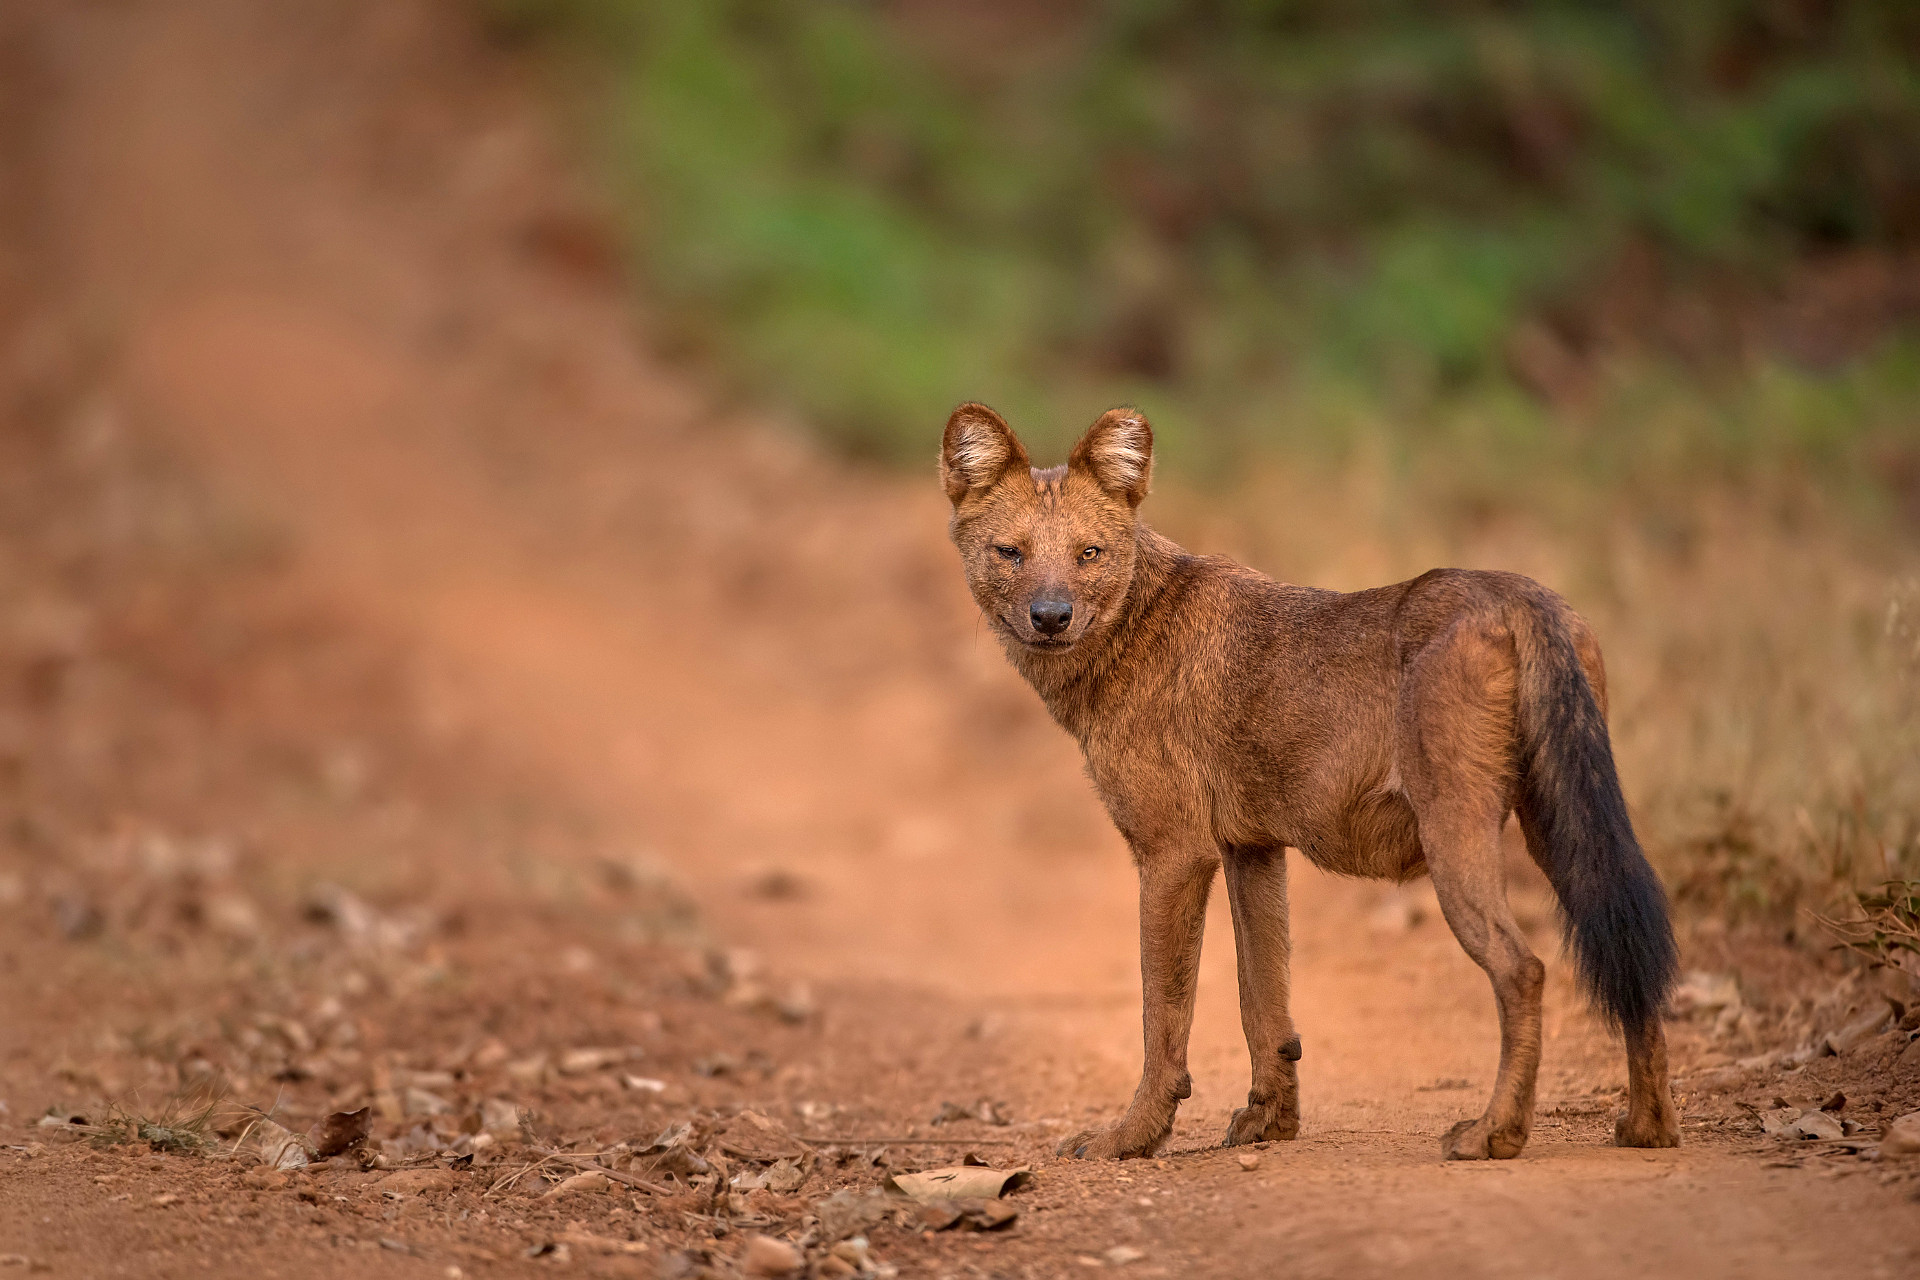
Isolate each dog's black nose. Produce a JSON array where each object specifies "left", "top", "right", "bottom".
[{"left": 1030, "top": 598, "right": 1073, "bottom": 636}]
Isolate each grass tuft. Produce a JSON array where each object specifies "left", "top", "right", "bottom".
[
  {"left": 1816, "top": 880, "right": 1920, "bottom": 980},
  {"left": 85, "top": 1093, "right": 224, "bottom": 1156}
]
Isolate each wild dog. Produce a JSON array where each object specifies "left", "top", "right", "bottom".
[{"left": 939, "top": 402, "right": 1679, "bottom": 1161}]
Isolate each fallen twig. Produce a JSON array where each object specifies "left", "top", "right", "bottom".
[
  {"left": 486, "top": 1152, "right": 565, "bottom": 1198},
  {"left": 538, "top": 1149, "right": 673, "bottom": 1194}
]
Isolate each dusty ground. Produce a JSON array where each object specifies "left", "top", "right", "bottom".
[{"left": 2, "top": 2, "right": 1918, "bottom": 1277}]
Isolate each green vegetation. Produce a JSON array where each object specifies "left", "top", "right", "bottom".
[
  {"left": 489, "top": 1, "right": 1920, "bottom": 919},
  {"left": 488, "top": 0, "right": 1920, "bottom": 495}
]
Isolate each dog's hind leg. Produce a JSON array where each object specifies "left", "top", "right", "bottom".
[
  {"left": 1222, "top": 845, "right": 1301, "bottom": 1146},
  {"left": 1400, "top": 621, "right": 1543, "bottom": 1161},
  {"left": 1615, "top": 1012, "right": 1679, "bottom": 1147},
  {"left": 1423, "top": 821, "right": 1544, "bottom": 1160}
]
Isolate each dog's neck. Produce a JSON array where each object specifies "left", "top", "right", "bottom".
[{"left": 1005, "top": 524, "right": 1187, "bottom": 739}]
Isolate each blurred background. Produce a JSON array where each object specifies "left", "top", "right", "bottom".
[
  {"left": 3, "top": 1, "right": 1919, "bottom": 1274},
  {"left": 488, "top": 0, "right": 1920, "bottom": 920}
]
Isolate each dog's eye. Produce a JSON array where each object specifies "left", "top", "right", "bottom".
[
  {"left": 1080, "top": 546, "right": 1101, "bottom": 562},
  {"left": 993, "top": 545, "right": 1022, "bottom": 563}
]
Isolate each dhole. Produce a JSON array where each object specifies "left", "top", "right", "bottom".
[{"left": 939, "top": 402, "right": 1679, "bottom": 1161}]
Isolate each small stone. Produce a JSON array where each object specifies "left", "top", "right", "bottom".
[
  {"left": 1881, "top": 1111, "right": 1920, "bottom": 1157},
  {"left": 1826, "top": 1006, "right": 1894, "bottom": 1055},
  {"left": 558, "top": 1047, "right": 627, "bottom": 1076},
  {"left": 505, "top": 1054, "right": 548, "bottom": 1085},
  {"left": 829, "top": 1239, "right": 871, "bottom": 1269},
  {"left": 1236, "top": 1152, "right": 1260, "bottom": 1171},
  {"left": 480, "top": 1098, "right": 520, "bottom": 1137},
  {"left": 1105, "top": 1246, "right": 1146, "bottom": 1266},
  {"left": 742, "top": 1234, "right": 802, "bottom": 1277},
  {"left": 542, "top": 1170, "right": 610, "bottom": 1199},
  {"left": 377, "top": 1169, "right": 456, "bottom": 1195},
  {"left": 242, "top": 1168, "right": 289, "bottom": 1190},
  {"left": 1366, "top": 891, "right": 1422, "bottom": 936}
]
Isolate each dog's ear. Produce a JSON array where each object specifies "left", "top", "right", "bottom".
[
  {"left": 941, "top": 402, "right": 1029, "bottom": 505},
  {"left": 1068, "top": 407, "right": 1153, "bottom": 506}
]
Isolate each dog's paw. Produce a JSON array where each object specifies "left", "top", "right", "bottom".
[
  {"left": 1222, "top": 1101, "right": 1299, "bottom": 1147},
  {"left": 1440, "top": 1116, "right": 1526, "bottom": 1161},
  {"left": 1054, "top": 1120, "right": 1167, "bottom": 1161},
  {"left": 1613, "top": 1108, "right": 1680, "bottom": 1149}
]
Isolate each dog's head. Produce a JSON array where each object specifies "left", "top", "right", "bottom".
[{"left": 939, "top": 403, "right": 1153, "bottom": 655}]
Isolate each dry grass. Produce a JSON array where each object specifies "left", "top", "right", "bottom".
[
  {"left": 60, "top": 1093, "right": 224, "bottom": 1156},
  {"left": 1815, "top": 881, "right": 1920, "bottom": 981}
]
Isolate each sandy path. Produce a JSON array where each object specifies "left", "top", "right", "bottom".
[{"left": 17, "top": 1, "right": 1917, "bottom": 1275}]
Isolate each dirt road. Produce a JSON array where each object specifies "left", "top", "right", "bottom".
[{"left": 4, "top": 2, "right": 1916, "bottom": 1276}]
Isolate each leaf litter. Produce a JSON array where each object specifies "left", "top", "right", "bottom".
[{"left": 882, "top": 1164, "right": 1032, "bottom": 1232}]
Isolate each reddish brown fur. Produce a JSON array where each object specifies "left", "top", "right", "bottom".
[{"left": 939, "top": 402, "right": 1679, "bottom": 1161}]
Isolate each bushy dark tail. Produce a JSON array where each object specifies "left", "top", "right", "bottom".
[{"left": 1514, "top": 609, "right": 1676, "bottom": 1039}]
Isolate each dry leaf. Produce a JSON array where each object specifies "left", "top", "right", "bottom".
[
  {"left": 1760, "top": 1107, "right": 1844, "bottom": 1141},
  {"left": 764, "top": 1158, "right": 806, "bottom": 1194},
  {"left": 1789, "top": 1110, "right": 1843, "bottom": 1140},
  {"left": 251, "top": 1118, "right": 310, "bottom": 1170},
  {"left": 910, "top": 1198, "right": 1018, "bottom": 1231},
  {"left": 733, "top": 1157, "right": 807, "bottom": 1195},
  {"left": 812, "top": 1189, "right": 893, "bottom": 1243},
  {"left": 634, "top": 1121, "right": 712, "bottom": 1178},
  {"left": 912, "top": 1201, "right": 962, "bottom": 1231},
  {"left": 306, "top": 1107, "right": 372, "bottom": 1159},
  {"left": 886, "top": 1165, "right": 1031, "bottom": 1203},
  {"left": 931, "top": 1098, "right": 1012, "bottom": 1127},
  {"left": 718, "top": 1111, "right": 807, "bottom": 1162}
]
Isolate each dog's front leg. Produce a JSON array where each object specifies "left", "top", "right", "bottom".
[{"left": 1058, "top": 844, "right": 1217, "bottom": 1160}]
